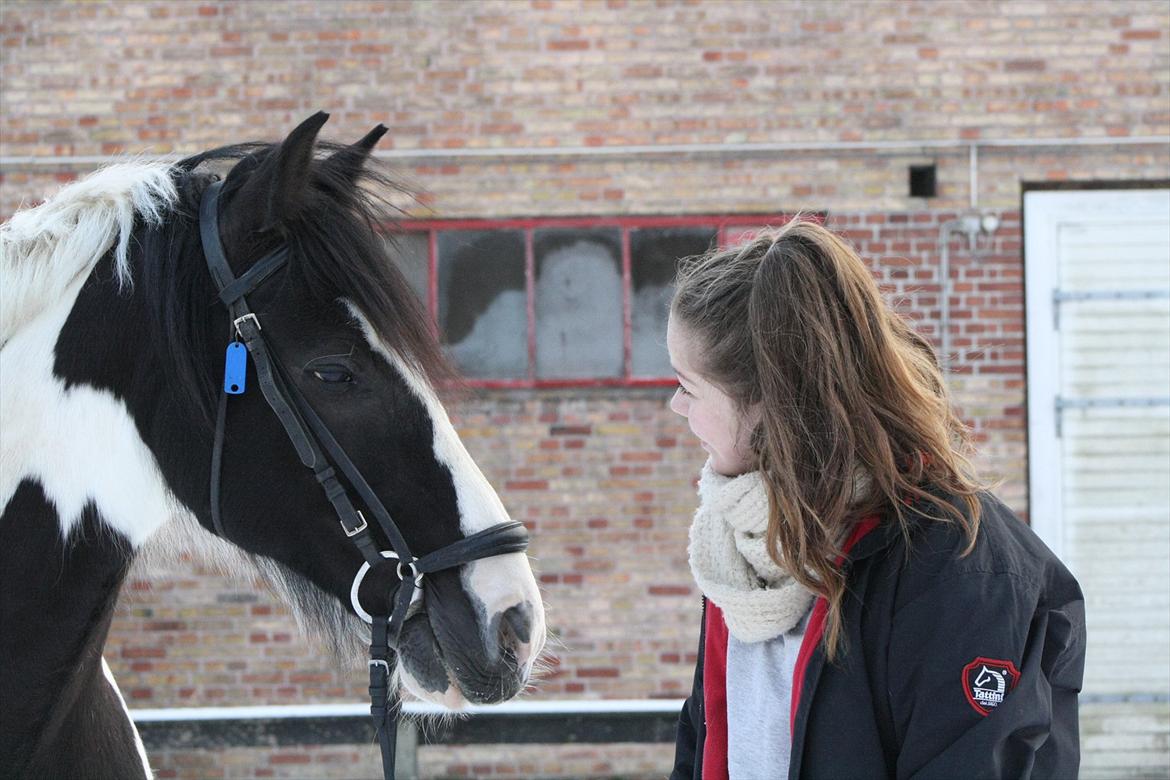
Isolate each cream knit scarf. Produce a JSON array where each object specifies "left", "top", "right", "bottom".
[{"left": 688, "top": 460, "right": 814, "bottom": 644}]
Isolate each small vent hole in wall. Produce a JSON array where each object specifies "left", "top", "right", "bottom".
[{"left": 909, "top": 164, "right": 937, "bottom": 198}]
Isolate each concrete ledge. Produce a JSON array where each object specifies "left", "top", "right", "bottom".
[{"left": 132, "top": 700, "right": 684, "bottom": 749}]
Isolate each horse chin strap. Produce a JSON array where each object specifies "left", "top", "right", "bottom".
[{"left": 198, "top": 179, "right": 530, "bottom": 779}]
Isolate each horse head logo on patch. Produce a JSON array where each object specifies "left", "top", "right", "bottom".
[{"left": 962, "top": 657, "right": 1021, "bottom": 716}]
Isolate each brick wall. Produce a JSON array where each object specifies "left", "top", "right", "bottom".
[
  {"left": 2, "top": 0, "right": 1167, "bottom": 159},
  {"left": 4, "top": 1, "right": 1168, "bottom": 777},
  {"left": 3, "top": 0, "right": 1168, "bottom": 218}
]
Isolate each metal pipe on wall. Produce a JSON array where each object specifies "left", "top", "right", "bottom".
[{"left": 2, "top": 135, "right": 1167, "bottom": 168}]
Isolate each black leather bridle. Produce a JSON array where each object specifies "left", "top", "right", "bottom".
[{"left": 198, "top": 179, "right": 531, "bottom": 778}]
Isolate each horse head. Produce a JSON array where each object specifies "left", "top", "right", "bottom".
[{"left": 179, "top": 113, "right": 546, "bottom": 707}]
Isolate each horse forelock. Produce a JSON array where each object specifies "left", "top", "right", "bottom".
[
  {"left": 283, "top": 147, "right": 454, "bottom": 391},
  {"left": 0, "top": 162, "right": 177, "bottom": 348}
]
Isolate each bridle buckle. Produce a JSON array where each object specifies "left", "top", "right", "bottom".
[
  {"left": 233, "top": 312, "right": 261, "bottom": 337},
  {"left": 343, "top": 510, "right": 368, "bottom": 538}
]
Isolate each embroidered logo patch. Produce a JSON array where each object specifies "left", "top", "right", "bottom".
[{"left": 962, "top": 657, "right": 1020, "bottom": 716}]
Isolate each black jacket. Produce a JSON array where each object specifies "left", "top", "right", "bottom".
[{"left": 672, "top": 491, "right": 1086, "bottom": 779}]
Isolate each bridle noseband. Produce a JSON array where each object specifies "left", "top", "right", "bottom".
[{"left": 199, "top": 179, "right": 530, "bottom": 778}]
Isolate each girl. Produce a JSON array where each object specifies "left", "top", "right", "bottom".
[{"left": 667, "top": 220, "right": 1085, "bottom": 779}]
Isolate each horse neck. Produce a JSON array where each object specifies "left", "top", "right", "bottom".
[
  {"left": 2, "top": 225, "right": 215, "bottom": 548},
  {"left": 2, "top": 161, "right": 203, "bottom": 547},
  {"left": 0, "top": 483, "right": 149, "bottom": 778}
]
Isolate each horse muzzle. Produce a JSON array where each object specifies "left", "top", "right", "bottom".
[{"left": 398, "top": 561, "right": 545, "bottom": 707}]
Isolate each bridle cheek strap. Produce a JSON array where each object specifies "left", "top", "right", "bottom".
[{"left": 198, "top": 178, "right": 530, "bottom": 780}]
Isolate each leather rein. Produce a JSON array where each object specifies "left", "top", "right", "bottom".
[{"left": 198, "top": 179, "right": 530, "bottom": 778}]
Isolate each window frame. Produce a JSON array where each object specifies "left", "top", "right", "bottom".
[{"left": 390, "top": 214, "right": 796, "bottom": 389}]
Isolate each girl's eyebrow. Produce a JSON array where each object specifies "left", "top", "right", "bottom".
[{"left": 672, "top": 365, "right": 698, "bottom": 383}]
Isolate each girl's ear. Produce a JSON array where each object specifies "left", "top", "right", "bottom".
[
  {"left": 743, "top": 400, "right": 764, "bottom": 429},
  {"left": 743, "top": 401, "right": 766, "bottom": 455}
]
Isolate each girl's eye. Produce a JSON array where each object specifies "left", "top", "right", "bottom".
[
  {"left": 312, "top": 367, "right": 354, "bottom": 383},
  {"left": 675, "top": 383, "right": 693, "bottom": 398}
]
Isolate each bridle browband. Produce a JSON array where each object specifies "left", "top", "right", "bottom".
[{"left": 198, "top": 179, "right": 530, "bottom": 778}]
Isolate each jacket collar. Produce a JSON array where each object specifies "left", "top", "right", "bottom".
[
  {"left": 845, "top": 488, "right": 954, "bottom": 564},
  {"left": 844, "top": 515, "right": 898, "bottom": 563}
]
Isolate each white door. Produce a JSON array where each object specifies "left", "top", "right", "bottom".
[{"left": 1025, "top": 188, "right": 1170, "bottom": 779}]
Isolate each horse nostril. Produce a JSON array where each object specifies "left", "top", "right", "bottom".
[{"left": 498, "top": 602, "right": 533, "bottom": 649}]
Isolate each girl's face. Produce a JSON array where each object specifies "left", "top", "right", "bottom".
[{"left": 667, "top": 316, "right": 760, "bottom": 477}]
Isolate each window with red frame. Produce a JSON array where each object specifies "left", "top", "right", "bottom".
[{"left": 384, "top": 217, "right": 789, "bottom": 387}]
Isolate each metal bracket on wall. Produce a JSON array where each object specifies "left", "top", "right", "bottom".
[
  {"left": 1054, "top": 395, "right": 1170, "bottom": 437},
  {"left": 1051, "top": 288, "right": 1170, "bottom": 330}
]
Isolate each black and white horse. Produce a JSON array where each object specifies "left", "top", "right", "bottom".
[{"left": 0, "top": 113, "right": 545, "bottom": 778}]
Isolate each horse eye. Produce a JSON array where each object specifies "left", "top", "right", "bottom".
[{"left": 311, "top": 367, "right": 354, "bottom": 384}]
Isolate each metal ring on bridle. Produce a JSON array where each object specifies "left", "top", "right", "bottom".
[
  {"left": 349, "top": 551, "right": 424, "bottom": 624},
  {"left": 396, "top": 558, "right": 421, "bottom": 586}
]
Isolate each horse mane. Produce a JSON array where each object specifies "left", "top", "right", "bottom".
[{"left": 0, "top": 162, "right": 177, "bottom": 348}]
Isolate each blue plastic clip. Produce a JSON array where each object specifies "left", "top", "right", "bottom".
[{"left": 224, "top": 342, "right": 247, "bottom": 395}]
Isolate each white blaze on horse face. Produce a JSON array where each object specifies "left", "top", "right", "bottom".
[
  {"left": 0, "top": 278, "right": 176, "bottom": 546},
  {"left": 347, "top": 306, "right": 547, "bottom": 675}
]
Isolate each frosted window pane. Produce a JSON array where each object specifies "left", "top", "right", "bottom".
[
  {"left": 630, "top": 227, "right": 716, "bottom": 377},
  {"left": 384, "top": 232, "right": 429, "bottom": 310},
  {"left": 438, "top": 230, "right": 527, "bottom": 379},
  {"left": 534, "top": 228, "right": 623, "bottom": 379}
]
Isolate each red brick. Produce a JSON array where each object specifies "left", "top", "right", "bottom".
[
  {"left": 505, "top": 480, "right": 548, "bottom": 490},
  {"left": 620, "top": 451, "right": 662, "bottom": 462},
  {"left": 121, "top": 647, "right": 166, "bottom": 659},
  {"left": 269, "top": 753, "right": 312, "bottom": 765},
  {"left": 1122, "top": 29, "right": 1161, "bottom": 40},
  {"left": 576, "top": 667, "right": 620, "bottom": 678},
  {"left": 548, "top": 39, "right": 589, "bottom": 51},
  {"left": 649, "top": 585, "right": 691, "bottom": 596},
  {"left": 210, "top": 46, "right": 252, "bottom": 57},
  {"left": 550, "top": 425, "right": 591, "bottom": 436}
]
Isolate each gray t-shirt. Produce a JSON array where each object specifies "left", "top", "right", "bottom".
[{"left": 726, "top": 608, "right": 812, "bottom": 779}]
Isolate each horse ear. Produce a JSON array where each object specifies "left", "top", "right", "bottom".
[
  {"left": 236, "top": 111, "right": 330, "bottom": 228},
  {"left": 323, "top": 124, "right": 388, "bottom": 184}
]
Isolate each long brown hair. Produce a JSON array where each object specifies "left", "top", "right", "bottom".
[{"left": 672, "top": 219, "right": 983, "bottom": 659}]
